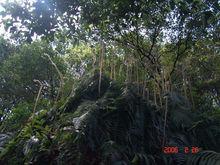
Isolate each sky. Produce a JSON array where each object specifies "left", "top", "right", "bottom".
[
  {"left": 0, "top": 5, "right": 5, "bottom": 35},
  {"left": 0, "top": 0, "right": 19, "bottom": 35},
  {"left": 0, "top": 0, "right": 42, "bottom": 41},
  {"left": 0, "top": 0, "right": 26, "bottom": 13},
  {"left": 0, "top": 0, "right": 8, "bottom": 35},
  {"left": 0, "top": 0, "right": 36, "bottom": 36}
]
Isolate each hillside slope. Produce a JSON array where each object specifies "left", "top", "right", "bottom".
[{"left": 0, "top": 74, "right": 220, "bottom": 165}]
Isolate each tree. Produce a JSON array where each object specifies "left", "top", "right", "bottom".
[
  {"left": 2, "top": 0, "right": 219, "bottom": 43},
  {"left": 0, "top": 37, "right": 14, "bottom": 64},
  {"left": 2, "top": 0, "right": 219, "bottom": 86},
  {"left": 0, "top": 40, "right": 66, "bottom": 113}
]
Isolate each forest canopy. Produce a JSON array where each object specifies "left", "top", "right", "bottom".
[{"left": 0, "top": 0, "right": 220, "bottom": 164}]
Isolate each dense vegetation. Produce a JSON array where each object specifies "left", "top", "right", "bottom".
[{"left": 0, "top": 0, "right": 219, "bottom": 164}]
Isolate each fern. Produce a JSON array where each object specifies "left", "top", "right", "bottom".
[{"left": 186, "top": 151, "right": 220, "bottom": 165}]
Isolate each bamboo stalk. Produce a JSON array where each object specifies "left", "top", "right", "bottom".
[
  {"left": 98, "top": 41, "right": 105, "bottom": 96},
  {"left": 136, "top": 62, "right": 139, "bottom": 94},
  {"left": 182, "top": 65, "right": 187, "bottom": 98},
  {"left": 162, "top": 95, "right": 168, "bottom": 147},
  {"left": 113, "top": 49, "right": 116, "bottom": 80},
  {"left": 110, "top": 62, "right": 113, "bottom": 79},
  {"left": 92, "top": 48, "right": 96, "bottom": 74},
  {"left": 142, "top": 77, "right": 146, "bottom": 99},
  {"left": 154, "top": 83, "right": 157, "bottom": 106},
  {"left": 188, "top": 76, "right": 195, "bottom": 110}
]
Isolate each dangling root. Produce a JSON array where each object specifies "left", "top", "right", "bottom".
[
  {"left": 33, "top": 79, "right": 44, "bottom": 115},
  {"left": 44, "top": 53, "right": 64, "bottom": 103}
]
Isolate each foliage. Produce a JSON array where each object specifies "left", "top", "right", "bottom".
[
  {"left": 0, "top": 102, "right": 32, "bottom": 132},
  {"left": 1, "top": 0, "right": 219, "bottom": 42},
  {"left": 186, "top": 151, "right": 220, "bottom": 165},
  {"left": 0, "top": 0, "right": 219, "bottom": 164},
  {"left": 64, "top": 43, "right": 94, "bottom": 78},
  {"left": 0, "top": 37, "right": 14, "bottom": 64},
  {"left": 0, "top": 40, "right": 66, "bottom": 112},
  {"left": 0, "top": 74, "right": 219, "bottom": 164}
]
